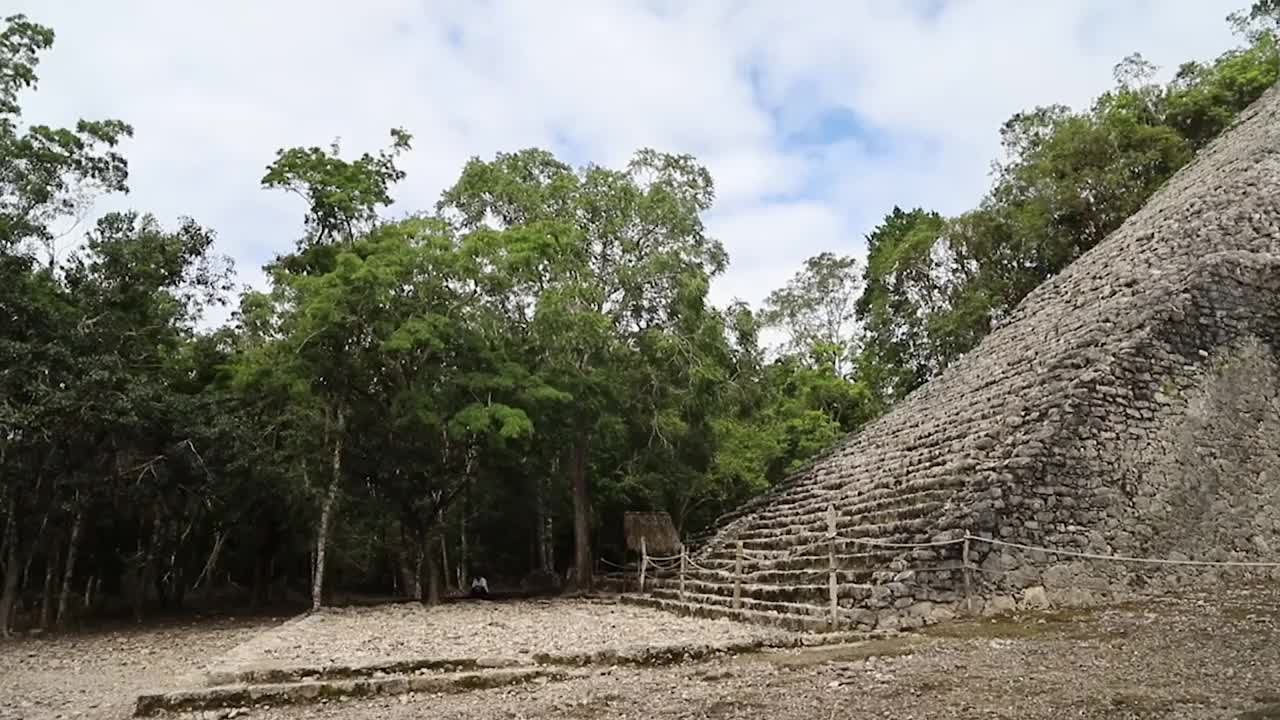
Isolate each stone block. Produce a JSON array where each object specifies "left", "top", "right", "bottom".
[
  {"left": 846, "top": 608, "right": 878, "bottom": 627},
  {"left": 875, "top": 611, "right": 901, "bottom": 631},
  {"left": 982, "top": 595, "right": 1017, "bottom": 617},
  {"left": 1020, "top": 586, "right": 1050, "bottom": 610}
]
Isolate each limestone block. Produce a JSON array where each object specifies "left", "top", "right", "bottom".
[
  {"left": 904, "top": 601, "right": 934, "bottom": 619},
  {"left": 875, "top": 611, "right": 901, "bottom": 631},
  {"left": 847, "top": 608, "right": 878, "bottom": 627},
  {"left": 926, "top": 604, "right": 957, "bottom": 625},
  {"left": 982, "top": 595, "right": 1017, "bottom": 617}
]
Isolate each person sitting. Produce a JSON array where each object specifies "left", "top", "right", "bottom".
[{"left": 469, "top": 574, "right": 490, "bottom": 599}]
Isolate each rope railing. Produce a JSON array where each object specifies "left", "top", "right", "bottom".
[
  {"left": 599, "top": 557, "right": 636, "bottom": 571},
  {"left": 965, "top": 535, "right": 1280, "bottom": 569},
  {"left": 625, "top": 503, "right": 1278, "bottom": 629},
  {"left": 645, "top": 552, "right": 684, "bottom": 562}
]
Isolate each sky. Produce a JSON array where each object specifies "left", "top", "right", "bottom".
[{"left": 12, "top": 0, "right": 1248, "bottom": 323}]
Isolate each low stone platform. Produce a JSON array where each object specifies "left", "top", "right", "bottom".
[{"left": 133, "top": 598, "right": 871, "bottom": 715}]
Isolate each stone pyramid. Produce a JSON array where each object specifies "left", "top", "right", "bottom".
[{"left": 630, "top": 82, "right": 1280, "bottom": 631}]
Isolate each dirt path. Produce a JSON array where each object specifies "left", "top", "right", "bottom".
[{"left": 3, "top": 588, "right": 1278, "bottom": 720}]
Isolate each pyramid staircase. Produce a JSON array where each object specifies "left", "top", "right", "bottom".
[
  {"left": 625, "top": 466, "right": 969, "bottom": 631},
  {"left": 627, "top": 81, "right": 1280, "bottom": 631}
]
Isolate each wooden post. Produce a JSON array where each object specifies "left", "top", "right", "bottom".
[
  {"left": 962, "top": 536, "right": 972, "bottom": 614},
  {"left": 827, "top": 504, "right": 838, "bottom": 630},
  {"left": 679, "top": 544, "right": 687, "bottom": 601},
  {"left": 733, "top": 540, "right": 743, "bottom": 610},
  {"left": 639, "top": 537, "right": 647, "bottom": 593}
]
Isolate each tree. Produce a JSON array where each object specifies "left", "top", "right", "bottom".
[
  {"left": 254, "top": 129, "right": 414, "bottom": 610},
  {"left": 261, "top": 129, "right": 411, "bottom": 247},
  {"left": 761, "top": 252, "right": 863, "bottom": 376},
  {"left": 852, "top": 23, "right": 1277, "bottom": 402},
  {"left": 0, "top": 13, "right": 133, "bottom": 635},
  {"left": 854, "top": 207, "right": 949, "bottom": 402},
  {"left": 440, "top": 148, "right": 727, "bottom": 590}
]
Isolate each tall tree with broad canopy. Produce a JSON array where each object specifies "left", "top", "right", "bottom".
[{"left": 438, "top": 148, "right": 728, "bottom": 590}]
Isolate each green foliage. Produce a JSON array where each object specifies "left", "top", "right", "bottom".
[
  {"left": 761, "top": 252, "right": 863, "bottom": 376},
  {"left": 854, "top": 207, "right": 948, "bottom": 402},
  {"left": 852, "top": 24, "right": 1278, "bottom": 402},
  {"left": 0, "top": 15, "right": 131, "bottom": 255},
  {"left": 262, "top": 128, "right": 412, "bottom": 246}
]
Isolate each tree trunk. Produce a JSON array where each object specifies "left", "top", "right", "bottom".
[
  {"left": 458, "top": 474, "right": 470, "bottom": 591},
  {"left": 537, "top": 460, "right": 555, "bottom": 573},
  {"left": 312, "top": 407, "right": 345, "bottom": 611},
  {"left": 571, "top": 432, "right": 591, "bottom": 592},
  {"left": 190, "top": 530, "right": 226, "bottom": 600},
  {"left": 135, "top": 512, "right": 164, "bottom": 623},
  {"left": 40, "top": 542, "right": 59, "bottom": 630},
  {"left": 251, "top": 554, "right": 267, "bottom": 611},
  {"left": 413, "top": 552, "right": 424, "bottom": 601},
  {"left": 412, "top": 534, "right": 423, "bottom": 600},
  {"left": 395, "top": 526, "right": 414, "bottom": 599},
  {"left": 425, "top": 532, "right": 441, "bottom": 606},
  {"left": 439, "top": 534, "right": 450, "bottom": 592},
  {"left": 395, "top": 553, "right": 413, "bottom": 599},
  {"left": 55, "top": 504, "right": 84, "bottom": 630},
  {"left": 0, "top": 495, "right": 20, "bottom": 638}
]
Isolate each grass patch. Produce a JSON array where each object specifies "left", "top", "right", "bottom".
[
  {"left": 705, "top": 700, "right": 762, "bottom": 717},
  {"left": 561, "top": 693, "right": 624, "bottom": 718},
  {"left": 921, "top": 607, "right": 1105, "bottom": 641},
  {"left": 1220, "top": 603, "right": 1280, "bottom": 624},
  {"left": 1239, "top": 703, "right": 1280, "bottom": 720},
  {"left": 741, "top": 637, "right": 920, "bottom": 669}
]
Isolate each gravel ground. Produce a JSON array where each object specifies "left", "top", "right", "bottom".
[
  {"left": 0, "top": 615, "right": 285, "bottom": 720},
  {"left": 261, "top": 587, "right": 1280, "bottom": 720},
  {"left": 212, "top": 599, "right": 794, "bottom": 674},
  {"left": 4, "top": 588, "right": 1279, "bottom": 720}
]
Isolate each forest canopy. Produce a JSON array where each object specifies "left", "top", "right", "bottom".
[{"left": 0, "top": 4, "right": 1276, "bottom": 634}]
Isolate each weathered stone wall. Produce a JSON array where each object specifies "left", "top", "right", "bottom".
[
  {"left": 680, "top": 81, "right": 1280, "bottom": 629},
  {"left": 970, "top": 253, "right": 1280, "bottom": 610}
]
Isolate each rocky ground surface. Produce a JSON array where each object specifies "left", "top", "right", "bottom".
[
  {"left": 0, "top": 613, "right": 286, "bottom": 720},
  {"left": 4, "top": 587, "right": 1280, "bottom": 720},
  {"left": 211, "top": 598, "right": 793, "bottom": 675}
]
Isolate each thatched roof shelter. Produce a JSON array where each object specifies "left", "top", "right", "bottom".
[{"left": 623, "top": 512, "right": 681, "bottom": 554}]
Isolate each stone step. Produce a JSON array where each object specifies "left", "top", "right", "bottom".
[
  {"left": 686, "top": 556, "right": 885, "bottom": 576},
  {"left": 696, "top": 531, "right": 950, "bottom": 569},
  {"left": 648, "top": 588, "right": 831, "bottom": 617},
  {"left": 647, "top": 577, "right": 874, "bottom": 604},
  {"left": 732, "top": 536, "right": 948, "bottom": 561},
  {"left": 620, "top": 594, "right": 837, "bottom": 632},
  {"left": 672, "top": 562, "right": 878, "bottom": 587},
  {"left": 734, "top": 517, "right": 942, "bottom": 549},
  {"left": 136, "top": 667, "right": 575, "bottom": 716},
  {"left": 625, "top": 593, "right": 886, "bottom": 633},
  {"left": 748, "top": 486, "right": 958, "bottom": 528}
]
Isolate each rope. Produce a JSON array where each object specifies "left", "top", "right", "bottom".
[
  {"left": 840, "top": 534, "right": 966, "bottom": 549},
  {"left": 784, "top": 534, "right": 964, "bottom": 556},
  {"left": 685, "top": 557, "right": 718, "bottom": 573},
  {"left": 646, "top": 553, "right": 683, "bottom": 562},
  {"left": 966, "top": 535, "right": 1280, "bottom": 569},
  {"left": 599, "top": 558, "right": 635, "bottom": 570}
]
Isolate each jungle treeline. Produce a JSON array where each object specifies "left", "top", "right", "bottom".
[{"left": 1, "top": 5, "right": 1276, "bottom": 634}]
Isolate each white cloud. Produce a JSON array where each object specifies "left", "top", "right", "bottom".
[{"left": 11, "top": 0, "right": 1247, "bottom": 326}]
